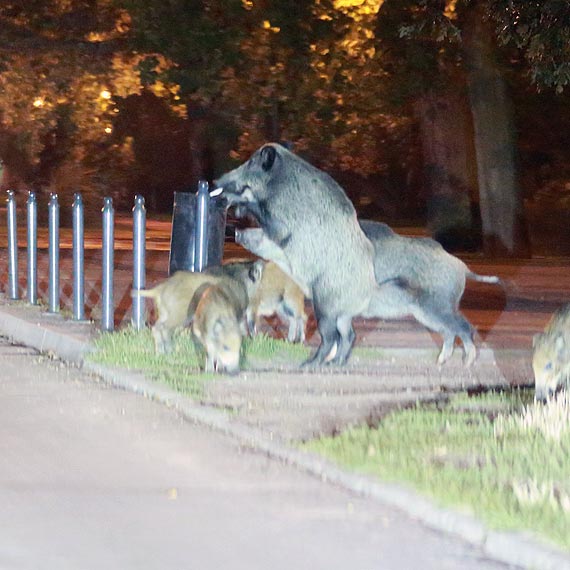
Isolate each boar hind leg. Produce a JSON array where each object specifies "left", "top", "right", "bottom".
[
  {"left": 151, "top": 324, "right": 173, "bottom": 354},
  {"left": 438, "top": 313, "right": 476, "bottom": 367},
  {"left": 293, "top": 317, "right": 306, "bottom": 344},
  {"left": 454, "top": 314, "right": 476, "bottom": 366},
  {"left": 278, "top": 302, "right": 305, "bottom": 343},
  {"left": 303, "top": 314, "right": 340, "bottom": 367},
  {"left": 413, "top": 307, "right": 476, "bottom": 367},
  {"left": 437, "top": 332, "right": 456, "bottom": 366},
  {"left": 329, "top": 314, "right": 355, "bottom": 366},
  {"left": 286, "top": 318, "right": 299, "bottom": 343}
]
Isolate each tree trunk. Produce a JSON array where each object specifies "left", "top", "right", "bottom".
[
  {"left": 462, "top": 2, "right": 530, "bottom": 256},
  {"left": 415, "top": 90, "right": 480, "bottom": 251}
]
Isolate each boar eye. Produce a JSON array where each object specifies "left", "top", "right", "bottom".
[
  {"left": 223, "top": 345, "right": 230, "bottom": 352},
  {"left": 544, "top": 362, "right": 553, "bottom": 371}
]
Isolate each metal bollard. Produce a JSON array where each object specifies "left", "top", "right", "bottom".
[
  {"left": 131, "top": 195, "right": 146, "bottom": 330},
  {"left": 193, "top": 180, "right": 210, "bottom": 272},
  {"left": 48, "top": 193, "right": 60, "bottom": 313},
  {"left": 26, "top": 191, "right": 38, "bottom": 305},
  {"left": 6, "top": 190, "right": 19, "bottom": 300},
  {"left": 101, "top": 197, "right": 114, "bottom": 331},
  {"left": 72, "top": 193, "right": 85, "bottom": 321}
]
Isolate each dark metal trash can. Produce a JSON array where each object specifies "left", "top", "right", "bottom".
[{"left": 168, "top": 190, "right": 227, "bottom": 275}]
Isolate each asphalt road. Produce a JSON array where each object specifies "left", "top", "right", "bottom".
[{"left": 0, "top": 338, "right": 514, "bottom": 570}]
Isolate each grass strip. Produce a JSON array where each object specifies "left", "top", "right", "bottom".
[
  {"left": 87, "top": 327, "right": 310, "bottom": 396},
  {"left": 302, "top": 391, "right": 570, "bottom": 551}
]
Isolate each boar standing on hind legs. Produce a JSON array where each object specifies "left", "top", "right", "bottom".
[
  {"left": 359, "top": 220, "right": 501, "bottom": 367},
  {"left": 532, "top": 303, "right": 570, "bottom": 401},
  {"left": 215, "top": 143, "right": 389, "bottom": 367}
]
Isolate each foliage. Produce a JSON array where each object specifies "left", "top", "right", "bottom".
[
  {"left": 1, "top": 0, "right": 570, "bottom": 216},
  {"left": 0, "top": 0, "right": 181, "bottom": 203},
  {"left": 303, "top": 390, "right": 570, "bottom": 550},
  {"left": 373, "top": 0, "right": 462, "bottom": 102},
  {"left": 117, "top": 0, "right": 246, "bottom": 102},
  {"left": 376, "top": 0, "right": 570, "bottom": 92},
  {"left": 491, "top": 0, "right": 570, "bottom": 91}
]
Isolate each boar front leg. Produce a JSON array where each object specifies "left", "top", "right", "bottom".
[{"left": 236, "top": 229, "right": 292, "bottom": 274}]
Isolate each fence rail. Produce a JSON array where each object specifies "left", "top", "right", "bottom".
[{"left": 1, "top": 180, "right": 219, "bottom": 331}]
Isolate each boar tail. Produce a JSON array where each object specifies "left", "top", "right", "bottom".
[
  {"left": 466, "top": 271, "right": 501, "bottom": 285},
  {"left": 131, "top": 288, "right": 157, "bottom": 299}
]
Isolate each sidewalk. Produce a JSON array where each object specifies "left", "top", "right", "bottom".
[{"left": 0, "top": 293, "right": 569, "bottom": 570}]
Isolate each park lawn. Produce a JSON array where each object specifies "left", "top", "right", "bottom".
[{"left": 302, "top": 391, "right": 570, "bottom": 551}]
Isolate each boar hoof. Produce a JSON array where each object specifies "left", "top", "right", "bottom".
[
  {"left": 436, "top": 347, "right": 453, "bottom": 367},
  {"left": 463, "top": 346, "right": 477, "bottom": 368}
]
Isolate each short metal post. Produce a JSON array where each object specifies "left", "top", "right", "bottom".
[
  {"left": 72, "top": 193, "right": 85, "bottom": 321},
  {"left": 101, "top": 197, "right": 114, "bottom": 331},
  {"left": 26, "top": 191, "right": 38, "bottom": 305},
  {"left": 194, "top": 180, "right": 209, "bottom": 272},
  {"left": 6, "top": 190, "right": 19, "bottom": 300},
  {"left": 131, "top": 195, "right": 146, "bottom": 330},
  {"left": 48, "top": 193, "right": 60, "bottom": 313}
]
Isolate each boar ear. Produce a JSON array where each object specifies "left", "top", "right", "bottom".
[{"left": 261, "top": 145, "right": 277, "bottom": 171}]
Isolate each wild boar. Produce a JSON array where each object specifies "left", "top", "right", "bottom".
[
  {"left": 215, "top": 143, "right": 383, "bottom": 366},
  {"left": 132, "top": 260, "right": 263, "bottom": 354},
  {"left": 247, "top": 260, "right": 308, "bottom": 343},
  {"left": 533, "top": 303, "right": 570, "bottom": 401},
  {"left": 359, "top": 220, "right": 501, "bottom": 366},
  {"left": 192, "top": 284, "right": 243, "bottom": 375}
]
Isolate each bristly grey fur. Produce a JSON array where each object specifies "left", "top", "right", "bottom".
[{"left": 360, "top": 220, "right": 501, "bottom": 366}]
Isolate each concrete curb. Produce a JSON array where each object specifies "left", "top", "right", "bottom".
[
  {"left": 0, "top": 304, "right": 93, "bottom": 363},
  {"left": 0, "top": 305, "right": 568, "bottom": 570}
]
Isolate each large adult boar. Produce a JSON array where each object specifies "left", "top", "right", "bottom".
[
  {"left": 215, "top": 143, "right": 383, "bottom": 366},
  {"left": 533, "top": 303, "right": 570, "bottom": 401}
]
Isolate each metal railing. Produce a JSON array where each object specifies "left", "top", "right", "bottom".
[{"left": 3, "top": 179, "right": 217, "bottom": 332}]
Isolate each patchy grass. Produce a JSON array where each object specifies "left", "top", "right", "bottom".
[
  {"left": 302, "top": 390, "right": 570, "bottom": 551},
  {"left": 88, "top": 327, "right": 207, "bottom": 396},
  {"left": 243, "top": 333, "right": 311, "bottom": 367},
  {"left": 447, "top": 388, "right": 534, "bottom": 414},
  {"left": 87, "top": 327, "right": 310, "bottom": 395}
]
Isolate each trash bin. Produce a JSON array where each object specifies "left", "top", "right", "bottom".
[{"left": 168, "top": 190, "right": 227, "bottom": 275}]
